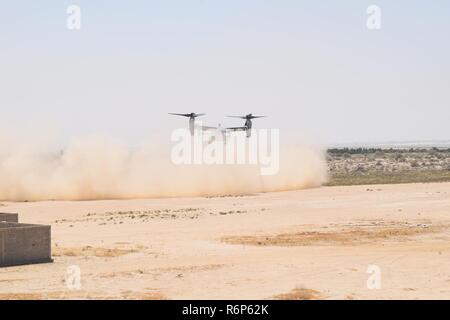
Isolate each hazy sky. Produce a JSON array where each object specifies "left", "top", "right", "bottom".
[{"left": 1, "top": 0, "right": 449, "bottom": 145}]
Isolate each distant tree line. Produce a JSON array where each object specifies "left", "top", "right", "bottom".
[{"left": 327, "top": 147, "right": 450, "bottom": 154}]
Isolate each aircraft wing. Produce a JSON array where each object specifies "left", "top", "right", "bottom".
[
  {"left": 199, "top": 125, "right": 218, "bottom": 131},
  {"left": 226, "top": 126, "right": 247, "bottom": 132}
]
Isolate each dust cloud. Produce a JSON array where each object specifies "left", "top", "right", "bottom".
[{"left": 0, "top": 129, "right": 327, "bottom": 201}]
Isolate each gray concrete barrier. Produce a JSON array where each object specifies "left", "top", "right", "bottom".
[
  {"left": 0, "top": 223, "right": 53, "bottom": 267},
  {"left": 0, "top": 213, "right": 19, "bottom": 223}
]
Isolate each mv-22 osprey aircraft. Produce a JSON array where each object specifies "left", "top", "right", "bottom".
[{"left": 168, "top": 113, "right": 265, "bottom": 140}]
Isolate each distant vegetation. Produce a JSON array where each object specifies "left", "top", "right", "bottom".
[
  {"left": 327, "top": 147, "right": 450, "bottom": 155},
  {"left": 326, "top": 170, "right": 450, "bottom": 186},
  {"left": 326, "top": 148, "right": 450, "bottom": 186}
]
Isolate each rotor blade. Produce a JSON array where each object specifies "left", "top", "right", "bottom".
[
  {"left": 227, "top": 116, "right": 247, "bottom": 119},
  {"left": 168, "top": 113, "right": 191, "bottom": 117},
  {"left": 249, "top": 115, "right": 266, "bottom": 119},
  {"left": 194, "top": 113, "right": 206, "bottom": 117}
]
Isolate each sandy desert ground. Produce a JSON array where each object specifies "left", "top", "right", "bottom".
[{"left": 1, "top": 182, "right": 450, "bottom": 300}]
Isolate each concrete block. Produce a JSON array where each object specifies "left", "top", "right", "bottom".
[
  {"left": 0, "top": 213, "right": 19, "bottom": 223},
  {"left": 0, "top": 222, "right": 52, "bottom": 267}
]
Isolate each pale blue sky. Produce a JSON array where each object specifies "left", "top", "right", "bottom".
[{"left": 1, "top": 0, "right": 449, "bottom": 145}]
